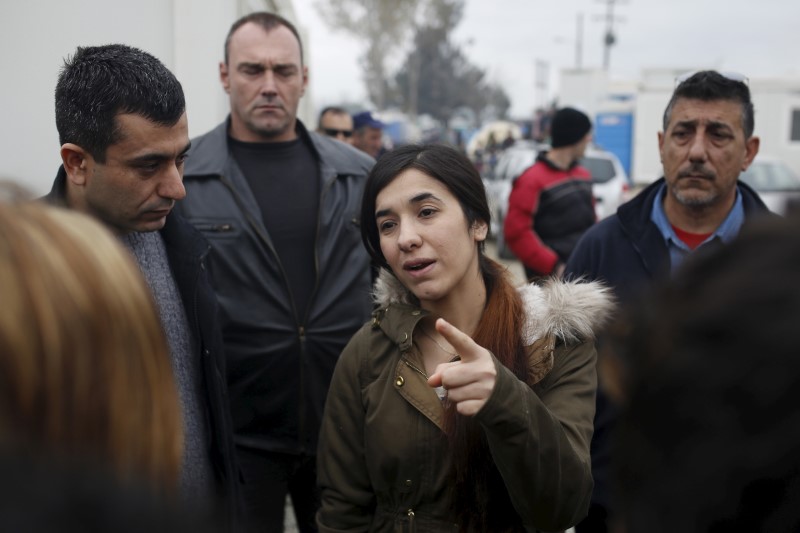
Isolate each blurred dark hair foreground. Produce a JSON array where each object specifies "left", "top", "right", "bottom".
[
  {"left": 603, "top": 209, "right": 800, "bottom": 532},
  {"left": 0, "top": 450, "right": 221, "bottom": 533}
]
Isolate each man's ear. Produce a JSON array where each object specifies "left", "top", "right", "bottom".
[
  {"left": 219, "top": 61, "right": 230, "bottom": 94},
  {"left": 60, "top": 144, "right": 91, "bottom": 186},
  {"left": 300, "top": 64, "right": 309, "bottom": 97},
  {"left": 741, "top": 135, "right": 760, "bottom": 171}
]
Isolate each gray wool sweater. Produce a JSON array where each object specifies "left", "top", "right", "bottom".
[{"left": 120, "top": 231, "right": 214, "bottom": 504}]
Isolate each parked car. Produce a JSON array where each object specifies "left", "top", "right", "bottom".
[
  {"left": 739, "top": 156, "right": 800, "bottom": 215},
  {"left": 483, "top": 141, "right": 628, "bottom": 257}
]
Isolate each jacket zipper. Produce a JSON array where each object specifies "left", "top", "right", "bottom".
[
  {"left": 218, "top": 169, "right": 342, "bottom": 454},
  {"left": 217, "top": 174, "right": 302, "bottom": 321},
  {"left": 304, "top": 172, "right": 338, "bottom": 327},
  {"left": 218, "top": 174, "right": 308, "bottom": 452},
  {"left": 406, "top": 508, "right": 416, "bottom": 533},
  {"left": 193, "top": 245, "right": 215, "bottom": 451},
  {"left": 193, "top": 223, "right": 234, "bottom": 233},
  {"left": 403, "top": 357, "right": 451, "bottom": 401},
  {"left": 297, "top": 171, "right": 341, "bottom": 448},
  {"left": 402, "top": 359, "right": 428, "bottom": 379}
]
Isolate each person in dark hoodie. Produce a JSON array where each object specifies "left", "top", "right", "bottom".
[{"left": 504, "top": 107, "right": 595, "bottom": 280}]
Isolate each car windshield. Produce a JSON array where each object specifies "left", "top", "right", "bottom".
[
  {"left": 739, "top": 161, "right": 800, "bottom": 191},
  {"left": 579, "top": 156, "right": 616, "bottom": 184}
]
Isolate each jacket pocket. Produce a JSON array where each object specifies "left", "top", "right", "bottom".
[{"left": 187, "top": 218, "right": 240, "bottom": 239}]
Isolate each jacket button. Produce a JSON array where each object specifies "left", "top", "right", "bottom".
[
  {"left": 395, "top": 376, "right": 404, "bottom": 387},
  {"left": 411, "top": 310, "right": 420, "bottom": 316},
  {"left": 400, "top": 332, "right": 408, "bottom": 342},
  {"left": 405, "top": 479, "right": 412, "bottom": 487}
]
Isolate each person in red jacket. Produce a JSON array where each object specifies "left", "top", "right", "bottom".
[{"left": 504, "top": 107, "right": 595, "bottom": 280}]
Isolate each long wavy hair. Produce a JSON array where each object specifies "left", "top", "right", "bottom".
[
  {"left": 362, "top": 144, "right": 530, "bottom": 530},
  {"left": 0, "top": 201, "right": 183, "bottom": 493}
]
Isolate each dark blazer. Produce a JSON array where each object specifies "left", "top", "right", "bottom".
[{"left": 45, "top": 168, "right": 241, "bottom": 530}]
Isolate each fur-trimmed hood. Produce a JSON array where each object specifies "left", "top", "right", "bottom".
[{"left": 372, "top": 269, "right": 615, "bottom": 344}]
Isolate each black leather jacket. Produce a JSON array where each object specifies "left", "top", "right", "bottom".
[{"left": 175, "top": 118, "right": 374, "bottom": 456}]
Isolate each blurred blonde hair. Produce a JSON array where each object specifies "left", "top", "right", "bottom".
[{"left": 0, "top": 198, "right": 183, "bottom": 492}]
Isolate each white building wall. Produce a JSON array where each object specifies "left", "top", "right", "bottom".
[
  {"left": 631, "top": 77, "right": 673, "bottom": 185},
  {"left": 563, "top": 68, "right": 800, "bottom": 185},
  {"left": 174, "top": 0, "right": 237, "bottom": 138},
  {"left": 0, "top": 0, "right": 175, "bottom": 194},
  {"left": 750, "top": 80, "right": 800, "bottom": 174},
  {"left": 559, "top": 69, "right": 609, "bottom": 119},
  {"left": 0, "top": 0, "right": 310, "bottom": 195}
]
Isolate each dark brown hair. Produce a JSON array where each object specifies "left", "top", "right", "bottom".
[{"left": 361, "top": 143, "right": 529, "bottom": 530}]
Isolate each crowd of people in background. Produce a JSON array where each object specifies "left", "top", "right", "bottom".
[{"left": 3, "top": 7, "right": 800, "bottom": 533}]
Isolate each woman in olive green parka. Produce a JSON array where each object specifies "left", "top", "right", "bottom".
[{"left": 317, "top": 144, "right": 613, "bottom": 532}]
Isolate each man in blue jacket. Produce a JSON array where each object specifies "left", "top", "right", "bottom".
[
  {"left": 566, "top": 70, "right": 771, "bottom": 532},
  {"left": 175, "top": 11, "right": 374, "bottom": 533},
  {"left": 46, "top": 44, "right": 239, "bottom": 529}
]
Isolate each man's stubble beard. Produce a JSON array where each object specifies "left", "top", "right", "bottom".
[{"left": 670, "top": 180, "right": 721, "bottom": 208}]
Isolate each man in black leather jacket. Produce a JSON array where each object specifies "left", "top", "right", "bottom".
[{"left": 175, "top": 12, "right": 374, "bottom": 533}]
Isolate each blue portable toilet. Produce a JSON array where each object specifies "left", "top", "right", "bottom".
[{"left": 594, "top": 111, "right": 634, "bottom": 182}]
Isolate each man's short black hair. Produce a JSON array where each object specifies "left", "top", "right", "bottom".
[
  {"left": 223, "top": 11, "right": 304, "bottom": 67},
  {"left": 663, "top": 70, "right": 754, "bottom": 138},
  {"left": 55, "top": 44, "right": 185, "bottom": 162}
]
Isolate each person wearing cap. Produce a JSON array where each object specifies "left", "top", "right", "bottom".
[
  {"left": 565, "top": 70, "right": 771, "bottom": 533},
  {"left": 351, "top": 110, "right": 384, "bottom": 158},
  {"left": 316, "top": 106, "right": 353, "bottom": 144},
  {"left": 504, "top": 107, "right": 595, "bottom": 280}
]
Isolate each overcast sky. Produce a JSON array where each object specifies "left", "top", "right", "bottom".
[{"left": 294, "top": 0, "right": 800, "bottom": 118}]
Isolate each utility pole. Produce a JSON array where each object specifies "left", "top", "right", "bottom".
[
  {"left": 576, "top": 12, "right": 584, "bottom": 70},
  {"left": 534, "top": 59, "right": 549, "bottom": 109},
  {"left": 595, "top": 0, "right": 626, "bottom": 71}
]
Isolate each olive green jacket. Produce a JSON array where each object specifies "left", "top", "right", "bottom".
[{"left": 317, "top": 273, "right": 613, "bottom": 532}]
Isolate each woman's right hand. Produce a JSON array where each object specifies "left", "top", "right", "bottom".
[{"left": 427, "top": 318, "right": 497, "bottom": 416}]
